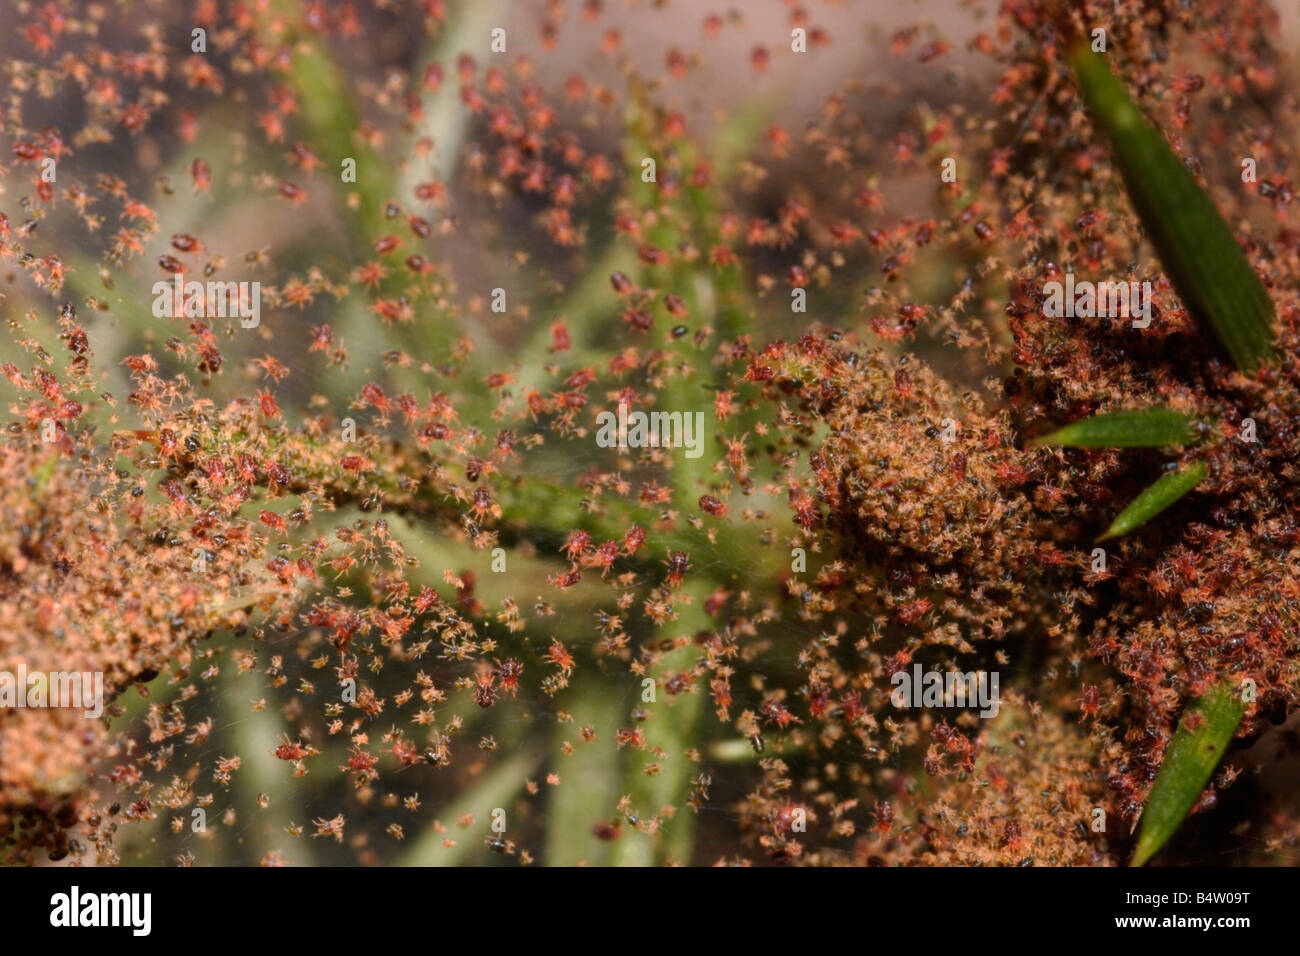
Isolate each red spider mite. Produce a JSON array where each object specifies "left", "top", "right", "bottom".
[
  {"left": 623, "top": 525, "right": 646, "bottom": 555},
  {"left": 345, "top": 746, "right": 376, "bottom": 773},
  {"left": 550, "top": 566, "right": 581, "bottom": 589},
  {"left": 273, "top": 735, "right": 307, "bottom": 760},
  {"left": 665, "top": 551, "right": 689, "bottom": 586},
  {"left": 278, "top": 181, "right": 307, "bottom": 203},
  {"left": 699, "top": 494, "right": 727, "bottom": 517},
  {"left": 546, "top": 640, "right": 575, "bottom": 675},
  {"left": 474, "top": 670, "right": 496, "bottom": 708},
  {"left": 496, "top": 659, "right": 523, "bottom": 697},
  {"left": 562, "top": 530, "right": 591, "bottom": 560}
]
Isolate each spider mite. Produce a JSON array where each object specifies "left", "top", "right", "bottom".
[
  {"left": 496, "top": 658, "right": 523, "bottom": 697},
  {"left": 665, "top": 551, "right": 689, "bottom": 587},
  {"left": 474, "top": 667, "right": 496, "bottom": 707},
  {"left": 190, "top": 158, "right": 211, "bottom": 192},
  {"left": 273, "top": 735, "right": 308, "bottom": 760}
]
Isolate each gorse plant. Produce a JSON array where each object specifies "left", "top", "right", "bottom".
[
  {"left": 2, "top": 0, "right": 1299, "bottom": 868},
  {"left": 1039, "top": 39, "right": 1277, "bottom": 551},
  {"left": 1042, "top": 37, "right": 1278, "bottom": 861}
]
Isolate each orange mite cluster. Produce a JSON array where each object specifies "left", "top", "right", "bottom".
[{"left": 2, "top": 0, "right": 1300, "bottom": 869}]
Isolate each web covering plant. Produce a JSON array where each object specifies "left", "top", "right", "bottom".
[{"left": 2, "top": 0, "right": 1300, "bottom": 867}]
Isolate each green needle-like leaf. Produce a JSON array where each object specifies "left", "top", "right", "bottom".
[
  {"left": 1097, "top": 461, "right": 1208, "bottom": 541},
  {"left": 1131, "top": 681, "right": 1247, "bottom": 866},
  {"left": 1068, "top": 42, "right": 1277, "bottom": 371},
  {"left": 1035, "top": 407, "right": 1198, "bottom": 448}
]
